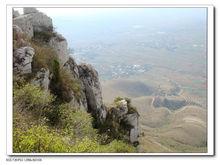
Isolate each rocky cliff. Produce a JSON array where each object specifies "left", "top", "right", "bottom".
[{"left": 13, "top": 8, "right": 139, "bottom": 145}]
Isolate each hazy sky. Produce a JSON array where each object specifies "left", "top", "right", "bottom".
[{"left": 14, "top": 7, "right": 207, "bottom": 48}]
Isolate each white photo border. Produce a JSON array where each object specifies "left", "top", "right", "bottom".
[{"left": 6, "top": 4, "right": 215, "bottom": 156}]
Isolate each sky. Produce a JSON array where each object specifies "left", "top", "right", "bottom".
[{"left": 14, "top": 7, "right": 207, "bottom": 48}]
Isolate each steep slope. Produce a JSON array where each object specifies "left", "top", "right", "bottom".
[{"left": 12, "top": 8, "right": 139, "bottom": 153}]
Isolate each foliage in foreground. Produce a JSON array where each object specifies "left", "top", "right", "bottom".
[{"left": 13, "top": 83, "right": 136, "bottom": 153}]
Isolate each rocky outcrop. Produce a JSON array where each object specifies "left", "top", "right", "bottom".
[
  {"left": 23, "top": 7, "right": 38, "bottom": 14},
  {"left": 13, "top": 7, "right": 140, "bottom": 145},
  {"left": 13, "top": 8, "right": 53, "bottom": 39},
  {"left": 78, "top": 63, "right": 107, "bottom": 124},
  {"left": 105, "top": 99, "right": 139, "bottom": 144},
  {"left": 63, "top": 57, "right": 79, "bottom": 79},
  {"left": 13, "top": 15, "right": 33, "bottom": 38},
  {"left": 49, "top": 33, "right": 69, "bottom": 66},
  {"left": 125, "top": 113, "right": 139, "bottom": 144},
  {"left": 13, "top": 9, "right": 20, "bottom": 18},
  {"left": 13, "top": 46, "right": 35, "bottom": 74},
  {"left": 31, "top": 68, "right": 50, "bottom": 91}
]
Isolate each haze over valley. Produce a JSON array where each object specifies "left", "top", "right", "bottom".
[{"left": 44, "top": 8, "right": 207, "bottom": 152}]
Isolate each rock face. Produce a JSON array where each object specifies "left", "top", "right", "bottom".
[
  {"left": 13, "top": 15, "right": 34, "bottom": 38},
  {"left": 13, "top": 7, "right": 53, "bottom": 38},
  {"left": 63, "top": 57, "right": 79, "bottom": 79},
  {"left": 49, "top": 33, "right": 69, "bottom": 66},
  {"left": 78, "top": 63, "right": 107, "bottom": 123},
  {"left": 13, "top": 9, "right": 20, "bottom": 18},
  {"left": 13, "top": 46, "right": 35, "bottom": 74},
  {"left": 63, "top": 58, "right": 88, "bottom": 110},
  {"left": 125, "top": 113, "right": 139, "bottom": 144},
  {"left": 13, "top": 7, "right": 140, "bottom": 145},
  {"left": 105, "top": 99, "right": 139, "bottom": 144},
  {"left": 31, "top": 68, "right": 50, "bottom": 90},
  {"left": 23, "top": 7, "right": 38, "bottom": 14}
]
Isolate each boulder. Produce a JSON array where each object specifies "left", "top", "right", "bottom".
[
  {"left": 13, "top": 46, "right": 35, "bottom": 74},
  {"left": 78, "top": 63, "right": 107, "bottom": 123},
  {"left": 31, "top": 68, "right": 50, "bottom": 90}
]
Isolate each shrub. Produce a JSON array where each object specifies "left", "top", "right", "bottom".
[
  {"left": 57, "top": 103, "right": 97, "bottom": 140},
  {"left": 50, "top": 62, "right": 82, "bottom": 102},
  {"left": 102, "top": 140, "right": 136, "bottom": 153},
  {"left": 114, "top": 97, "right": 123, "bottom": 103},
  {"left": 13, "top": 125, "right": 70, "bottom": 153},
  {"left": 33, "top": 30, "right": 55, "bottom": 43},
  {"left": 31, "top": 41, "right": 58, "bottom": 72},
  {"left": 59, "top": 69, "right": 82, "bottom": 101},
  {"left": 69, "top": 138, "right": 136, "bottom": 153},
  {"left": 70, "top": 137, "right": 100, "bottom": 153},
  {"left": 13, "top": 74, "right": 26, "bottom": 89},
  {"left": 13, "top": 83, "right": 55, "bottom": 119}
]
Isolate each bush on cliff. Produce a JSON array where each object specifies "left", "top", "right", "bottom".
[
  {"left": 13, "top": 83, "right": 54, "bottom": 120},
  {"left": 50, "top": 60, "right": 82, "bottom": 102},
  {"left": 56, "top": 103, "right": 97, "bottom": 140},
  {"left": 31, "top": 41, "right": 58, "bottom": 72}
]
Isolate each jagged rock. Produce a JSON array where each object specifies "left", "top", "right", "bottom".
[
  {"left": 13, "top": 15, "right": 34, "bottom": 38},
  {"left": 13, "top": 46, "right": 35, "bottom": 74},
  {"left": 124, "top": 113, "right": 139, "bottom": 144},
  {"left": 117, "top": 99, "right": 128, "bottom": 116},
  {"left": 13, "top": 25, "right": 29, "bottom": 48},
  {"left": 23, "top": 7, "right": 38, "bottom": 14},
  {"left": 13, "top": 8, "right": 53, "bottom": 38},
  {"left": 31, "top": 68, "right": 50, "bottom": 90},
  {"left": 78, "top": 63, "right": 107, "bottom": 123},
  {"left": 63, "top": 57, "right": 79, "bottom": 78},
  {"left": 63, "top": 58, "right": 88, "bottom": 110},
  {"left": 105, "top": 99, "right": 139, "bottom": 144},
  {"left": 29, "top": 12, "right": 53, "bottom": 32},
  {"left": 49, "top": 33, "right": 69, "bottom": 66},
  {"left": 13, "top": 9, "right": 20, "bottom": 18}
]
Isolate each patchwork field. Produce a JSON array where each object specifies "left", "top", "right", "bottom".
[{"left": 101, "top": 66, "right": 207, "bottom": 152}]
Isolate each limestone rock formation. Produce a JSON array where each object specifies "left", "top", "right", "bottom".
[
  {"left": 12, "top": 7, "right": 140, "bottom": 146},
  {"left": 63, "top": 57, "right": 80, "bottom": 79},
  {"left": 13, "top": 46, "right": 35, "bottom": 74},
  {"left": 49, "top": 33, "right": 69, "bottom": 66},
  {"left": 31, "top": 68, "right": 50, "bottom": 91},
  {"left": 13, "top": 9, "right": 20, "bottom": 18},
  {"left": 78, "top": 63, "right": 107, "bottom": 123},
  {"left": 23, "top": 7, "right": 38, "bottom": 14},
  {"left": 105, "top": 99, "right": 139, "bottom": 144},
  {"left": 13, "top": 15, "right": 33, "bottom": 38},
  {"left": 13, "top": 7, "right": 53, "bottom": 39},
  {"left": 124, "top": 113, "right": 139, "bottom": 144}
]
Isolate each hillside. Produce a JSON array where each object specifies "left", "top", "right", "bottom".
[{"left": 12, "top": 8, "right": 139, "bottom": 153}]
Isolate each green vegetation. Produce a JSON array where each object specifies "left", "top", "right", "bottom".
[
  {"left": 13, "top": 24, "right": 136, "bottom": 153},
  {"left": 31, "top": 41, "right": 58, "bottom": 72},
  {"left": 50, "top": 60, "right": 82, "bottom": 102},
  {"left": 13, "top": 83, "right": 54, "bottom": 120},
  {"left": 13, "top": 82, "right": 135, "bottom": 153},
  {"left": 113, "top": 97, "right": 138, "bottom": 114},
  {"left": 33, "top": 30, "right": 55, "bottom": 43}
]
